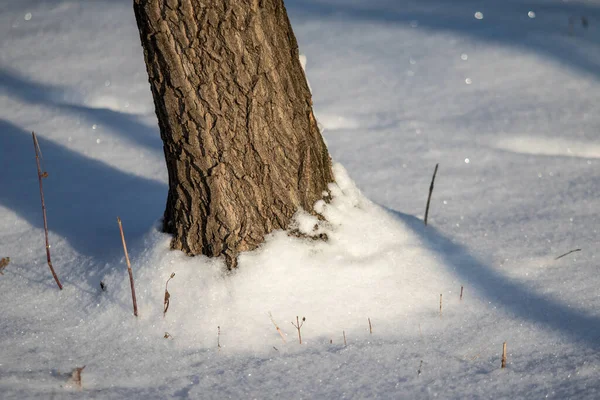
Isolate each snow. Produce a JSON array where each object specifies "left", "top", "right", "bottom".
[{"left": 1, "top": 0, "right": 600, "bottom": 398}]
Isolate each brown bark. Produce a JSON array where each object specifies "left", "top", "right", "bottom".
[{"left": 133, "top": 0, "right": 334, "bottom": 268}]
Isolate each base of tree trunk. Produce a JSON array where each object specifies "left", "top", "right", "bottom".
[{"left": 134, "top": 0, "right": 334, "bottom": 268}]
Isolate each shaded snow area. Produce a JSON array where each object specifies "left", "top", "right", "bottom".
[{"left": 1, "top": 0, "right": 600, "bottom": 398}]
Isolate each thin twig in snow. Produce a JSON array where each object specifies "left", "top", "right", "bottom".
[
  {"left": 555, "top": 248, "right": 581, "bottom": 260},
  {"left": 217, "top": 326, "right": 221, "bottom": 351},
  {"left": 424, "top": 163, "right": 439, "bottom": 226},
  {"left": 268, "top": 312, "right": 287, "bottom": 343},
  {"left": 291, "top": 316, "right": 305, "bottom": 344},
  {"left": 163, "top": 272, "right": 175, "bottom": 317},
  {"left": 32, "top": 132, "right": 62, "bottom": 290},
  {"left": 117, "top": 217, "right": 138, "bottom": 317}
]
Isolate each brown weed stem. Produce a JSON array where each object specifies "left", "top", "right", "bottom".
[
  {"left": 117, "top": 217, "right": 138, "bottom": 317},
  {"left": 32, "top": 132, "right": 62, "bottom": 290}
]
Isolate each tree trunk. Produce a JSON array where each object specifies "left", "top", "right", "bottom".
[{"left": 133, "top": 0, "right": 334, "bottom": 268}]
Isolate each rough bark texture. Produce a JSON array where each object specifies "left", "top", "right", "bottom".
[{"left": 133, "top": 0, "right": 334, "bottom": 267}]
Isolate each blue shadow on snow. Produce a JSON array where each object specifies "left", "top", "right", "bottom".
[
  {"left": 0, "top": 119, "right": 166, "bottom": 260},
  {"left": 389, "top": 209, "right": 600, "bottom": 349},
  {"left": 0, "top": 67, "right": 162, "bottom": 155}
]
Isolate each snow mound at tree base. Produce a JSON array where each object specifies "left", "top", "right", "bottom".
[{"left": 103, "top": 163, "right": 457, "bottom": 354}]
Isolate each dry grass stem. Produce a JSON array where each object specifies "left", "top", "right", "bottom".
[
  {"left": 163, "top": 272, "right": 175, "bottom": 317},
  {"left": 343, "top": 330, "right": 347, "bottom": 346},
  {"left": 117, "top": 217, "right": 138, "bottom": 317},
  {"left": 268, "top": 312, "right": 287, "bottom": 343},
  {"left": 291, "top": 316, "right": 305, "bottom": 344},
  {"left": 368, "top": 317, "right": 373, "bottom": 334},
  {"left": 555, "top": 248, "right": 581, "bottom": 260},
  {"left": 424, "top": 163, "right": 439, "bottom": 226},
  {"left": 32, "top": 132, "right": 62, "bottom": 290},
  {"left": 501, "top": 342, "right": 507, "bottom": 368},
  {"left": 164, "top": 332, "right": 173, "bottom": 339},
  {"left": 218, "top": 326, "right": 221, "bottom": 351},
  {"left": 460, "top": 285, "right": 464, "bottom": 301},
  {"left": 439, "top": 293, "right": 443, "bottom": 317}
]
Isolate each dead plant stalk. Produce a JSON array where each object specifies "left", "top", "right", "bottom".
[
  {"left": 218, "top": 326, "right": 221, "bottom": 351},
  {"left": 291, "top": 316, "right": 305, "bottom": 344},
  {"left": 117, "top": 217, "right": 138, "bottom": 317},
  {"left": 32, "top": 132, "right": 62, "bottom": 290},
  {"left": 424, "top": 163, "right": 439, "bottom": 226},
  {"left": 163, "top": 272, "right": 175, "bottom": 317},
  {"left": 269, "top": 312, "right": 287, "bottom": 343}
]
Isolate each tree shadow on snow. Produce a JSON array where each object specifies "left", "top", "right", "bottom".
[
  {"left": 287, "top": 0, "right": 600, "bottom": 80},
  {"left": 0, "top": 67, "right": 162, "bottom": 155},
  {"left": 388, "top": 209, "right": 600, "bottom": 349},
  {"left": 0, "top": 119, "right": 166, "bottom": 260}
]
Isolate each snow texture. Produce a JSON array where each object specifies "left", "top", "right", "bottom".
[{"left": 1, "top": 0, "right": 599, "bottom": 398}]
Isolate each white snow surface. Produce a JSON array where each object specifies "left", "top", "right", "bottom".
[{"left": 1, "top": 0, "right": 600, "bottom": 398}]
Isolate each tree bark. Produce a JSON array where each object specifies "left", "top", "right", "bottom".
[{"left": 133, "top": 0, "right": 334, "bottom": 268}]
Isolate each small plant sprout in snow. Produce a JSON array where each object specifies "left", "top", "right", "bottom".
[
  {"left": 163, "top": 272, "right": 176, "bottom": 317},
  {"left": 164, "top": 332, "right": 173, "bottom": 339},
  {"left": 291, "top": 316, "right": 305, "bottom": 344}
]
